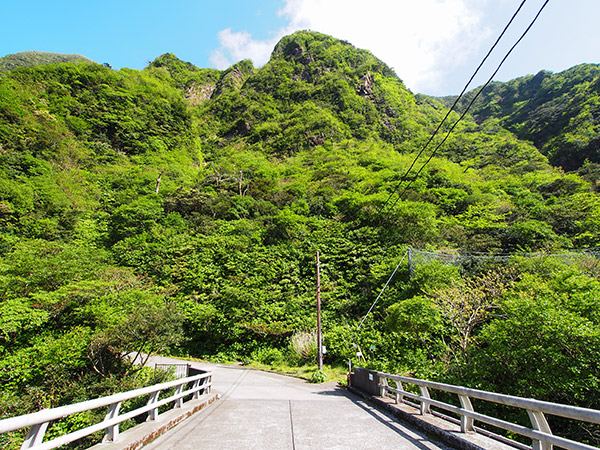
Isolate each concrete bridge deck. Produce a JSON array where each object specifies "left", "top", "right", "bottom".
[{"left": 142, "top": 356, "right": 453, "bottom": 450}]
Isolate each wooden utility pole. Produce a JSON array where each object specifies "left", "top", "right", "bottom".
[{"left": 316, "top": 251, "right": 323, "bottom": 370}]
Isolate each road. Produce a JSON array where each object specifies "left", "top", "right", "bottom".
[{"left": 142, "top": 356, "right": 453, "bottom": 450}]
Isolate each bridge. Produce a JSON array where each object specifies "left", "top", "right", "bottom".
[{"left": 1, "top": 356, "right": 599, "bottom": 449}]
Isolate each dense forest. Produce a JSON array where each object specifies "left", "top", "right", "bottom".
[{"left": 0, "top": 31, "right": 599, "bottom": 446}]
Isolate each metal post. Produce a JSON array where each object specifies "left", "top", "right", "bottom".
[
  {"left": 527, "top": 410, "right": 553, "bottom": 450},
  {"left": 458, "top": 395, "right": 475, "bottom": 433},
  {"left": 147, "top": 391, "right": 161, "bottom": 421},
  {"left": 103, "top": 402, "right": 122, "bottom": 443},
  {"left": 379, "top": 375, "right": 388, "bottom": 397},
  {"left": 21, "top": 422, "right": 49, "bottom": 448},
  {"left": 419, "top": 386, "right": 432, "bottom": 415},
  {"left": 395, "top": 380, "right": 404, "bottom": 404},
  {"left": 408, "top": 247, "right": 413, "bottom": 278},
  {"left": 174, "top": 385, "right": 184, "bottom": 408},
  {"left": 316, "top": 251, "right": 323, "bottom": 370},
  {"left": 192, "top": 379, "right": 201, "bottom": 399}
]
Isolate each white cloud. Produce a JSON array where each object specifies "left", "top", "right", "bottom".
[
  {"left": 210, "top": 0, "right": 489, "bottom": 93},
  {"left": 209, "top": 28, "right": 281, "bottom": 70}
]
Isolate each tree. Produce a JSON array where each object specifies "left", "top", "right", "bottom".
[{"left": 432, "top": 268, "right": 514, "bottom": 364}]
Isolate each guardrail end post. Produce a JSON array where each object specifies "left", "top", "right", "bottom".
[
  {"left": 21, "top": 421, "right": 49, "bottom": 449},
  {"left": 458, "top": 395, "right": 475, "bottom": 433},
  {"left": 102, "top": 401, "right": 122, "bottom": 443},
  {"left": 419, "top": 386, "right": 431, "bottom": 415},
  {"left": 527, "top": 410, "right": 553, "bottom": 450}
]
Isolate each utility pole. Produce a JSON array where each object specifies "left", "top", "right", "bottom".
[{"left": 316, "top": 251, "right": 323, "bottom": 370}]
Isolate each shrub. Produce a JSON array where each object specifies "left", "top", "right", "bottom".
[
  {"left": 251, "top": 347, "right": 284, "bottom": 365},
  {"left": 291, "top": 330, "right": 317, "bottom": 361},
  {"left": 309, "top": 369, "right": 326, "bottom": 384}
]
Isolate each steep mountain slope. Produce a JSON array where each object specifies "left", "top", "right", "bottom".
[
  {"left": 439, "top": 64, "right": 600, "bottom": 172},
  {"left": 0, "top": 51, "right": 97, "bottom": 71},
  {"left": 182, "top": 31, "right": 547, "bottom": 172}
]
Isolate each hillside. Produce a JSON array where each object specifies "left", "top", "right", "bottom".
[
  {"left": 0, "top": 31, "right": 598, "bottom": 447},
  {"left": 0, "top": 51, "right": 97, "bottom": 71},
  {"left": 439, "top": 64, "right": 600, "bottom": 174}
]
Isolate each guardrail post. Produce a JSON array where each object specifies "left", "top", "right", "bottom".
[
  {"left": 147, "top": 391, "right": 161, "bottom": 421},
  {"left": 206, "top": 375, "right": 211, "bottom": 394},
  {"left": 419, "top": 386, "right": 431, "bottom": 415},
  {"left": 174, "top": 384, "right": 184, "bottom": 408},
  {"left": 379, "top": 375, "right": 389, "bottom": 397},
  {"left": 458, "top": 395, "right": 475, "bottom": 433},
  {"left": 21, "top": 422, "right": 49, "bottom": 449},
  {"left": 102, "top": 401, "right": 122, "bottom": 443},
  {"left": 192, "top": 379, "right": 201, "bottom": 399},
  {"left": 527, "top": 410, "right": 553, "bottom": 450},
  {"left": 395, "top": 380, "right": 404, "bottom": 404}
]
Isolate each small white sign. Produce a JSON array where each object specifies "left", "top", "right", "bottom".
[{"left": 368, "top": 373, "right": 374, "bottom": 381}]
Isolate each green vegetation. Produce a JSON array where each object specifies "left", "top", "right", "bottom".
[
  {"left": 0, "top": 30, "right": 599, "bottom": 446},
  {"left": 0, "top": 51, "right": 98, "bottom": 72},
  {"left": 439, "top": 64, "right": 600, "bottom": 174}
]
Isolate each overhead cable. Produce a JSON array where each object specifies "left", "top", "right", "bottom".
[
  {"left": 374, "top": 0, "right": 548, "bottom": 222},
  {"left": 355, "top": 250, "right": 408, "bottom": 333},
  {"left": 384, "top": 0, "right": 551, "bottom": 214}
]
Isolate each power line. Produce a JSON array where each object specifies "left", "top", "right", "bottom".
[
  {"left": 384, "top": 0, "right": 550, "bottom": 216},
  {"left": 373, "top": 0, "right": 541, "bottom": 222},
  {"left": 373, "top": 0, "right": 528, "bottom": 221},
  {"left": 349, "top": 0, "right": 551, "bottom": 354},
  {"left": 355, "top": 250, "right": 408, "bottom": 333}
]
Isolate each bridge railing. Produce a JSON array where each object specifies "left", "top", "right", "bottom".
[
  {"left": 0, "top": 371, "right": 212, "bottom": 450},
  {"left": 375, "top": 370, "right": 600, "bottom": 450}
]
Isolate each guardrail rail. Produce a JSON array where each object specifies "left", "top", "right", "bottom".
[
  {"left": 0, "top": 371, "right": 212, "bottom": 449},
  {"left": 155, "top": 363, "right": 191, "bottom": 378},
  {"left": 374, "top": 369, "right": 600, "bottom": 450}
]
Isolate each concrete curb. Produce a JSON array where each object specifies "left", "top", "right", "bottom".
[{"left": 89, "top": 393, "right": 219, "bottom": 450}]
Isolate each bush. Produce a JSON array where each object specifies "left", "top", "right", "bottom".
[
  {"left": 309, "top": 369, "right": 326, "bottom": 384},
  {"left": 251, "top": 347, "right": 284, "bottom": 365},
  {"left": 291, "top": 330, "right": 317, "bottom": 361}
]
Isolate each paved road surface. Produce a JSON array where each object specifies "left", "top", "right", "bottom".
[{"left": 142, "top": 356, "right": 452, "bottom": 450}]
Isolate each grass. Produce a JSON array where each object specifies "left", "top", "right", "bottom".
[
  {"left": 165, "top": 353, "right": 350, "bottom": 385},
  {"left": 241, "top": 361, "right": 349, "bottom": 385}
]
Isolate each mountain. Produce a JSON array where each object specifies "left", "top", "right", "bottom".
[
  {"left": 438, "top": 64, "right": 600, "bottom": 173},
  {"left": 0, "top": 51, "right": 98, "bottom": 71},
  {"left": 0, "top": 31, "right": 599, "bottom": 447}
]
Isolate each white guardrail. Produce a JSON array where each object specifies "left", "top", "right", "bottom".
[
  {"left": 375, "top": 370, "right": 600, "bottom": 450},
  {"left": 0, "top": 371, "right": 212, "bottom": 450}
]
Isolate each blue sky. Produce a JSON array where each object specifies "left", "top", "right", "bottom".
[{"left": 1, "top": 0, "right": 598, "bottom": 95}]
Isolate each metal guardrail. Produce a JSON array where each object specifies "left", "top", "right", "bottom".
[
  {"left": 0, "top": 372, "right": 212, "bottom": 450},
  {"left": 375, "top": 370, "right": 600, "bottom": 450},
  {"left": 155, "top": 363, "right": 190, "bottom": 378}
]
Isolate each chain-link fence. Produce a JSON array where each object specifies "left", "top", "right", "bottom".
[{"left": 407, "top": 247, "right": 600, "bottom": 275}]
